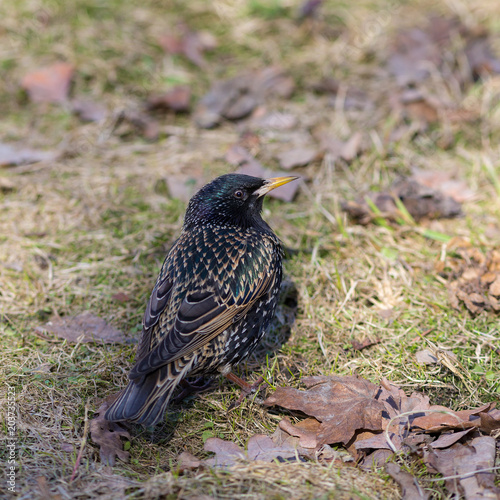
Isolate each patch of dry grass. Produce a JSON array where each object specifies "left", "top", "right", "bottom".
[{"left": 1, "top": 0, "right": 500, "bottom": 498}]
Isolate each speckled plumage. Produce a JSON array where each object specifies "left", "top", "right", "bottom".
[{"left": 105, "top": 173, "right": 297, "bottom": 426}]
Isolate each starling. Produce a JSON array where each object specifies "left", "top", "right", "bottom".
[{"left": 105, "top": 173, "right": 298, "bottom": 425}]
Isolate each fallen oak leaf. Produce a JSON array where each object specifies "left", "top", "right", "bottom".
[
  {"left": 252, "top": 110, "right": 298, "bottom": 130},
  {"left": 113, "top": 109, "right": 160, "bottom": 141},
  {"left": 194, "top": 67, "right": 294, "bottom": 129},
  {"left": 340, "top": 131, "right": 363, "bottom": 162},
  {"left": 264, "top": 375, "right": 387, "bottom": 446},
  {"left": 111, "top": 292, "right": 131, "bottom": 303},
  {"left": 278, "top": 418, "right": 319, "bottom": 449},
  {"left": 71, "top": 98, "right": 107, "bottom": 122},
  {"left": 36, "top": 312, "right": 131, "bottom": 344},
  {"left": 354, "top": 431, "right": 403, "bottom": 452},
  {"left": 465, "top": 35, "right": 500, "bottom": 79},
  {"left": 386, "top": 462, "right": 430, "bottom": 500},
  {"left": 351, "top": 337, "right": 381, "bottom": 351},
  {"left": 159, "top": 27, "right": 216, "bottom": 68},
  {"left": 0, "top": 143, "right": 59, "bottom": 167},
  {"left": 415, "top": 349, "right": 438, "bottom": 365},
  {"left": 477, "top": 411, "right": 500, "bottom": 435},
  {"left": 276, "top": 147, "right": 318, "bottom": 170},
  {"left": 411, "top": 403, "right": 494, "bottom": 432},
  {"left": 411, "top": 168, "right": 475, "bottom": 203},
  {"left": 342, "top": 176, "right": 463, "bottom": 225},
  {"left": 90, "top": 399, "right": 130, "bottom": 466},
  {"left": 247, "top": 434, "right": 306, "bottom": 463},
  {"left": 424, "top": 437, "right": 500, "bottom": 499},
  {"left": 203, "top": 438, "right": 246, "bottom": 468},
  {"left": 429, "top": 428, "right": 476, "bottom": 449},
  {"left": 146, "top": 86, "right": 191, "bottom": 113},
  {"left": 200, "top": 433, "right": 309, "bottom": 469},
  {"left": 177, "top": 451, "right": 203, "bottom": 471},
  {"left": 21, "top": 62, "right": 74, "bottom": 103}
]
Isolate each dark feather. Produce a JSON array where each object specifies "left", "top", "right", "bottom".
[{"left": 105, "top": 174, "right": 295, "bottom": 425}]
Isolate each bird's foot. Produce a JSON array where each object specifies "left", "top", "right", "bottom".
[
  {"left": 171, "top": 376, "right": 213, "bottom": 404},
  {"left": 225, "top": 373, "right": 266, "bottom": 410}
]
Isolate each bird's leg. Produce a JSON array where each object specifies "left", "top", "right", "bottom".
[
  {"left": 225, "top": 372, "right": 266, "bottom": 410},
  {"left": 171, "top": 376, "right": 213, "bottom": 404}
]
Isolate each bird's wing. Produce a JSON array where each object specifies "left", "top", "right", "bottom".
[
  {"left": 135, "top": 274, "right": 174, "bottom": 361},
  {"left": 130, "top": 245, "right": 275, "bottom": 380}
]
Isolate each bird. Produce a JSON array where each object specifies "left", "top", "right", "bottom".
[{"left": 105, "top": 173, "right": 298, "bottom": 426}]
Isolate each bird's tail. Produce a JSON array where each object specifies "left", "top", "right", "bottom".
[{"left": 105, "top": 357, "right": 195, "bottom": 426}]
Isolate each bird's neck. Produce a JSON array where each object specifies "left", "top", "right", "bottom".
[{"left": 183, "top": 213, "right": 272, "bottom": 234}]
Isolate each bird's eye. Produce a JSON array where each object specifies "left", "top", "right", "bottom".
[{"left": 234, "top": 190, "right": 244, "bottom": 199}]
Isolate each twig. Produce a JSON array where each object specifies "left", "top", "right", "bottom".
[
  {"left": 70, "top": 402, "right": 90, "bottom": 482},
  {"left": 427, "top": 465, "right": 500, "bottom": 482}
]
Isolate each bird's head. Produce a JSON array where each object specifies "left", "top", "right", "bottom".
[{"left": 183, "top": 173, "right": 298, "bottom": 230}]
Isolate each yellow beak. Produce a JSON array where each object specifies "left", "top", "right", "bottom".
[{"left": 254, "top": 176, "right": 299, "bottom": 198}]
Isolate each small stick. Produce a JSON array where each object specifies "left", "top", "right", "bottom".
[{"left": 70, "top": 402, "right": 89, "bottom": 482}]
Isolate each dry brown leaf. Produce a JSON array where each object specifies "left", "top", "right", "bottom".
[
  {"left": 354, "top": 431, "right": 402, "bottom": 452},
  {"left": 90, "top": 399, "right": 130, "bottom": 466},
  {"left": 430, "top": 428, "right": 475, "bottom": 449},
  {"left": 465, "top": 36, "right": 500, "bottom": 79},
  {"left": 194, "top": 75, "right": 249, "bottom": 128},
  {"left": 114, "top": 109, "right": 160, "bottom": 141},
  {"left": 146, "top": 86, "right": 191, "bottom": 113},
  {"left": 71, "top": 99, "right": 108, "bottom": 122},
  {"left": 177, "top": 451, "right": 203, "bottom": 471},
  {"left": 340, "top": 132, "right": 363, "bottom": 161},
  {"left": 246, "top": 434, "right": 305, "bottom": 462},
  {"left": 111, "top": 292, "right": 131, "bottom": 303},
  {"left": 203, "top": 438, "right": 246, "bottom": 468},
  {"left": 276, "top": 148, "right": 318, "bottom": 170},
  {"left": 225, "top": 144, "right": 254, "bottom": 167},
  {"left": 252, "top": 110, "right": 298, "bottom": 130},
  {"left": 342, "top": 175, "right": 463, "bottom": 225},
  {"left": 0, "top": 143, "right": 59, "bottom": 167},
  {"left": 21, "top": 62, "right": 74, "bottom": 103},
  {"left": 264, "top": 375, "right": 387, "bottom": 445},
  {"left": 319, "top": 132, "right": 363, "bottom": 162},
  {"left": 411, "top": 403, "right": 494, "bottom": 432},
  {"left": 60, "top": 442, "right": 74, "bottom": 453},
  {"left": 411, "top": 169, "right": 474, "bottom": 203},
  {"left": 393, "top": 178, "right": 462, "bottom": 220},
  {"left": 478, "top": 411, "right": 500, "bottom": 435},
  {"left": 439, "top": 241, "right": 500, "bottom": 314},
  {"left": 385, "top": 462, "right": 429, "bottom": 500},
  {"left": 37, "top": 312, "right": 129, "bottom": 344},
  {"left": 424, "top": 437, "right": 500, "bottom": 499},
  {"left": 489, "top": 276, "right": 500, "bottom": 296},
  {"left": 278, "top": 418, "right": 320, "bottom": 449},
  {"left": 0, "top": 176, "right": 15, "bottom": 192},
  {"left": 159, "top": 27, "right": 216, "bottom": 68},
  {"left": 194, "top": 67, "right": 294, "bottom": 128},
  {"left": 404, "top": 99, "right": 439, "bottom": 124},
  {"left": 415, "top": 349, "right": 438, "bottom": 365},
  {"left": 351, "top": 338, "right": 381, "bottom": 351},
  {"left": 298, "top": 0, "right": 324, "bottom": 20},
  {"left": 189, "top": 433, "right": 308, "bottom": 469}
]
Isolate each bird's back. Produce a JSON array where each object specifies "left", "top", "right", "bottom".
[{"left": 105, "top": 223, "right": 283, "bottom": 425}]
